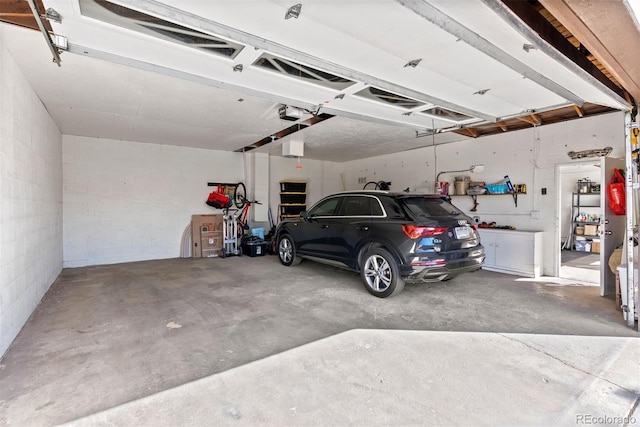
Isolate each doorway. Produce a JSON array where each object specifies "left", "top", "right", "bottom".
[
  {"left": 556, "top": 157, "right": 626, "bottom": 293},
  {"left": 557, "top": 161, "right": 601, "bottom": 284}
]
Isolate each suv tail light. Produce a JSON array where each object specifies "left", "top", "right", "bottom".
[{"left": 402, "top": 224, "right": 448, "bottom": 239}]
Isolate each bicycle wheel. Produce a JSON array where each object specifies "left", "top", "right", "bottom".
[
  {"left": 363, "top": 181, "right": 381, "bottom": 190},
  {"left": 234, "top": 182, "right": 247, "bottom": 208}
]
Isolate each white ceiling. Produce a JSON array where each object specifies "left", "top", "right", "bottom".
[{"left": 0, "top": 0, "right": 631, "bottom": 162}]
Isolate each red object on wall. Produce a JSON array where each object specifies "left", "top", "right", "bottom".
[{"left": 607, "top": 168, "right": 625, "bottom": 215}]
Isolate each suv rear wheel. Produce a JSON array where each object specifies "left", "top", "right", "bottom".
[
  {"left": 278, "top": 234, "right": 302, "bottom": 266},
  {"left": 360, "top": 247, "right": 405, "bottom": 298}
]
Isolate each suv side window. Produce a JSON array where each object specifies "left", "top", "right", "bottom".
[
  {"left": 338, "top": 196, "right": 384, "bottom": 216},
  {"left": 379, "top": 197, "right": 405, "bottom": 219},
  {"left": 309, "top": 197, "right": 340, "bottom": 217}
]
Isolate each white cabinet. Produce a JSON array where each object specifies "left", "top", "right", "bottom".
[{"left": 477, "top": 229, "right": 543, "bottom": 277}]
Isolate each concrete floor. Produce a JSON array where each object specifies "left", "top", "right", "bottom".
[{"left": 0, "top": 256, "right": 638, "bottom": 426}]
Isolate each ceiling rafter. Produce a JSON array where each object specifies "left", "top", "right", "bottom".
[
  {"left": 516, "top": 114, "right": 542, "bottom": 126},
  {"left": 573, "top": 105, "right": 584, "bottom": 117}
]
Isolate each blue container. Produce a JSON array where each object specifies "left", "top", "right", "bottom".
[{"left": 485, "top": 184, "right": 508, "bottom": 194}]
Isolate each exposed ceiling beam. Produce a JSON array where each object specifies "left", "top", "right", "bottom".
[
  {"left": 538, "top": 0, "right": 640, "bottom": 103},
  {"left": 496, "top": 121, "right": 509, "bottom": 132},
  {"left": 235, "top": 113, "right": 334, "bottom": 153},
  {"left": 517, "top": 114, "right": 542, "bottom": 126},
  {"left": 573, "top": 105, "right": 584, "bottom": 118},
  {"left": 398, "top": 0, "right": 585, "bottom": 106},
  {"left": 457, "top": 128, "right": 479, "bottom": 138}
]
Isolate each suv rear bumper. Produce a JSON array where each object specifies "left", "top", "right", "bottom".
[{"left": 403, "top": 250, "right": 485, "bottom": 283}]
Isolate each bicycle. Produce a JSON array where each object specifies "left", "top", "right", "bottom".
[
  {"left": 363, "top": 180, "right": 391, "bottom": 190},
  {"left": 235, "top": 195, "right": 261, "bottom": 233}
]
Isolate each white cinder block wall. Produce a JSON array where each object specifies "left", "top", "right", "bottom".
[
  {"left": 63, "top": 139, "right": 344, "bottom": 266},
  {"left": 339, "top": 111, "right": 625, "bottom": 276},
  {"left": 63, "top": 136, "right": 248, "bottom": 267},
  {"left": 1, "top": 36, "right": 63, "bottom": 357}
]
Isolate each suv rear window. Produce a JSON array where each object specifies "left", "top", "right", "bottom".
[{"left": 402, "top": 197, "right": 464, "bottom": 219}]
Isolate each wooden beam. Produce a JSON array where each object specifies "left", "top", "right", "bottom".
[
  {"left": 234, "top": 113, "right": 334, "bottom": 152},
  {"left": 573, "top": 105, "right": 584, "bottom": 117},
  {"left": 516, "top": 114, "right": 542, "bottom": 126},
  {"left": 496, "top": 121, "right": 509, "bottom": 132},
  {"left": 460, "top": 128, "right": 479, "bottom": 138},
  {"left": 503, "top": 0, "right": 625, "bottom": 99},
  {"left": 538, "top": 0, "right": 640, "bottom": 102},
  {"left": 0, "top": 12, "right": 34, "bottom": 17}
]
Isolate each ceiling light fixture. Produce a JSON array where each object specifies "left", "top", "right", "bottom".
[
  {"left": 285, "top": 3, "right": 302, "bottom": 19},
  {"left": 404, "top": 58, "right": 422, "bottom": 68}
]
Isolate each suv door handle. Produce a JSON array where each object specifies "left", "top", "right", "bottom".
[
  {"left": 321, "top": 225, "right": 329, "bottom": 229},
  {"left": 360, "top": 226, "right": 369, "bottom": 231}
]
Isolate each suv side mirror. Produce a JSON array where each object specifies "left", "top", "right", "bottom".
[{"left": 300, "top": 210, "right": 309, "bottom": 221}]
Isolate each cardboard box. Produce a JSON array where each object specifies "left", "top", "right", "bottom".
[
  {"left": 202, "top": 248, "right": 221, "bottom": 258},
  {"left": 201, "top": 232, "right": 222, "bottom": 250},
  {"left": 584, "top": 224, "right": 598, "bottom": 236},
  {"left": 591, "top": 239, "right": 600, "bottom": 253},
  {"left": 192, "top": 214, "right": 223, "bottom": 258}
]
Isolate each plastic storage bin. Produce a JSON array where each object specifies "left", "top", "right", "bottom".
[
  {"left": 574, "top": 240, "right": 591, "bottom": 252},
  {"left": 242, "top": 239, "right": 267, "bottom": 257}
]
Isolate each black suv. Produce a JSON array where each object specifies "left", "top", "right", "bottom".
[{"left": 276, "top": 191, "right": 485, "bottom": 297}]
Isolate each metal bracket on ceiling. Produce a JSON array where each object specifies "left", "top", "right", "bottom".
[{"left": 26, "top": 0, "right": 62, "bottom": 66}]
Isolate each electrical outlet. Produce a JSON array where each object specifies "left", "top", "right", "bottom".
[{"left": 357, "top": 177, "right": 367, "bottom": 184}]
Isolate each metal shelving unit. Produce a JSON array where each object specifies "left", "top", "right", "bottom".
[
  {"left": 569, "top": 191, "right": 601, "bottom": 252},
  {"left": 279, "top": 180, "right": 307, "bottom": 220}
]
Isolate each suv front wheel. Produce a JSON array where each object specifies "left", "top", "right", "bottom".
[
  {"left": 360, "top": 247, "right": 405, "bottom": 298},
  {"left": 278, "top": 234, "right": 302, "bottom": 266}
]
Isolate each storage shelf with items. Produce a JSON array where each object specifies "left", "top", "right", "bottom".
[
  {"left": 569, "top": 189, "right": 601, "bottom": 253},
  {"left": 450, "top": 177, "right": 526, "bottom": 211},
  {"left": 279, "top": 180, "right": 307, "bottom": 220}
]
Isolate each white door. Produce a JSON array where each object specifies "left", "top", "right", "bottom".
[{"left": 600, "top": 157, "right": 627, "bottom": 296}]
